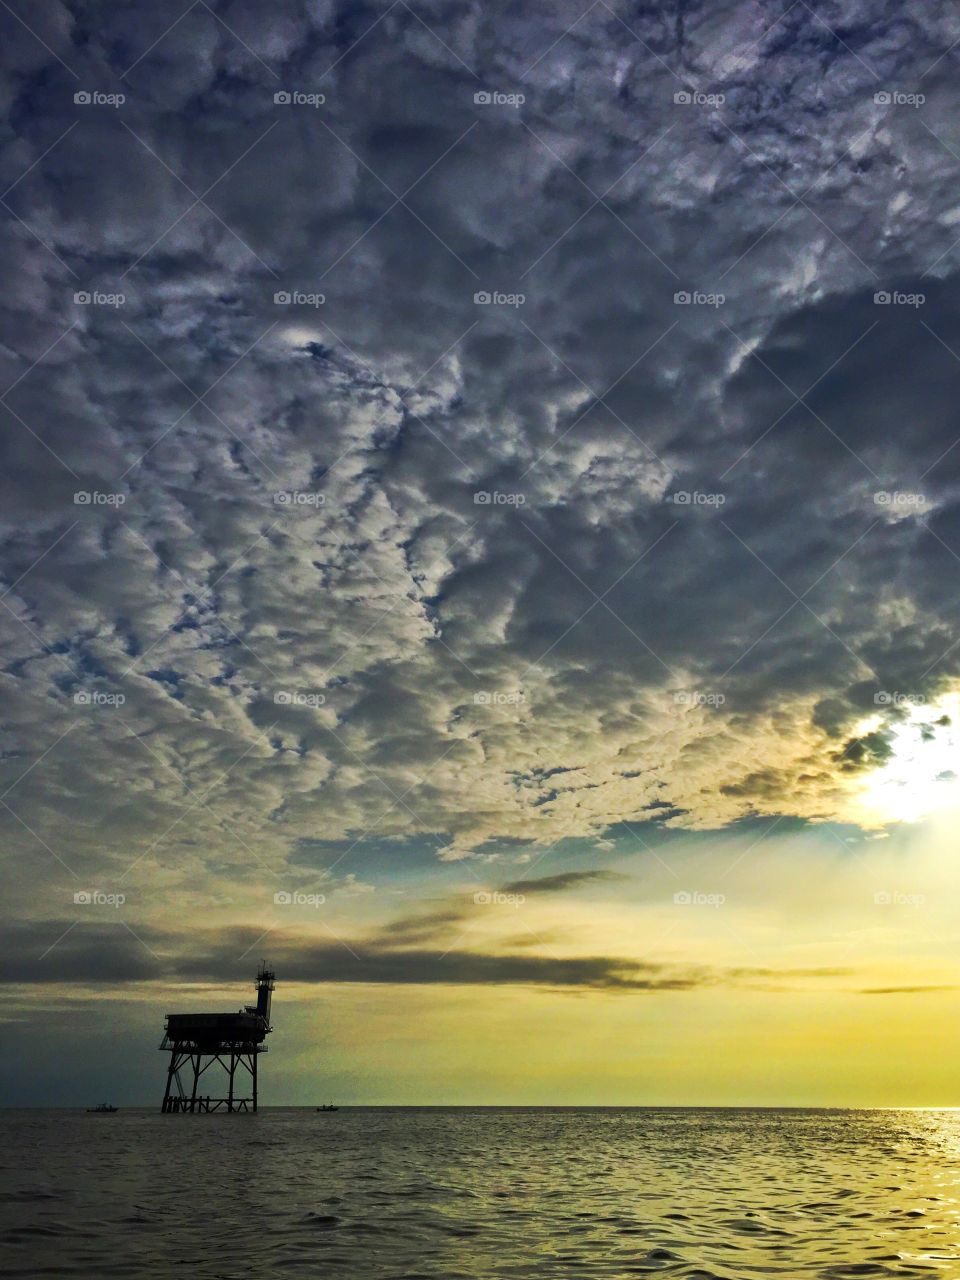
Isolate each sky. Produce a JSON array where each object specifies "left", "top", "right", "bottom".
[{"left": 2, "top": 0, "right": 960, "bottom": 1105}]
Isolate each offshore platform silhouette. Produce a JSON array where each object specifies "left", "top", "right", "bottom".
[{"left": 159, "top": 964, "right": 275, "bottom": 1113}]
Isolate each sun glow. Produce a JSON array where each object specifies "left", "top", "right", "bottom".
[{"left": 860, "top": 693, "right": 960, "bottom": 824}]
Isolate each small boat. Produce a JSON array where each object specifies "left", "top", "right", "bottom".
[
  {"left": 86, "top": 1103, "right": 118, "bottom": 1113},
  {"left": 316, "top": 1103, "right": 339, "bottom": 1112}
]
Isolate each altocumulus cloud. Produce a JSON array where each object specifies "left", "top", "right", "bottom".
[{"left": 2, "top": 0, "right": 960, "bottom": 943}]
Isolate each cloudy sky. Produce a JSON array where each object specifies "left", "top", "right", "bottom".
[{"left": 3, "top": 0, "right": 960, "bottom": 1105}]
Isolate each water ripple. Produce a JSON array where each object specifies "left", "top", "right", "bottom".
[{"left": 2, "top": 1109, "right": 960, "bottom": 1278}]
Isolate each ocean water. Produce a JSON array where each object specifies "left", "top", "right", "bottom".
[{"left": 2, "top": 1107, "right": 960, "bottom": 1278}]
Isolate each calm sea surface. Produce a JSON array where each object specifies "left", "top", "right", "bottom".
[{"left": 2, "top": 1107, "right": 960, "bottom": 1278}]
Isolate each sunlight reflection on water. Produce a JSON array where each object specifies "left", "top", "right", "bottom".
[{"left": 2, "top": 1107, "right": 960, "bottom": 1278}]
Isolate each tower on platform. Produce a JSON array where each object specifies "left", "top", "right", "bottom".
[{"left": 159, "top": 964, "right": 276, "bottom": 1113}]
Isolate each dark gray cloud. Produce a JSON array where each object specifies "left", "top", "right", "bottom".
[
  {"left": 857, "top": 985, "right": 959, "bottom": 995},
  {"left": 1, "top": 917, "right": 852, "bottom": 993},
  {"left": 0, "top": 917, "right": 698, "bottom": 989},
  {"left": 499, "top": 869, "right": 627, "bottom": 894}
]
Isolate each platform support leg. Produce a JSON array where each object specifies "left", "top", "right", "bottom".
[
  {"left": 189, "top": 1052, "right": 200, "bottom": 1113},
  {"left": 162, "top": 1049, "right": 177, "bottom": 1113}
]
